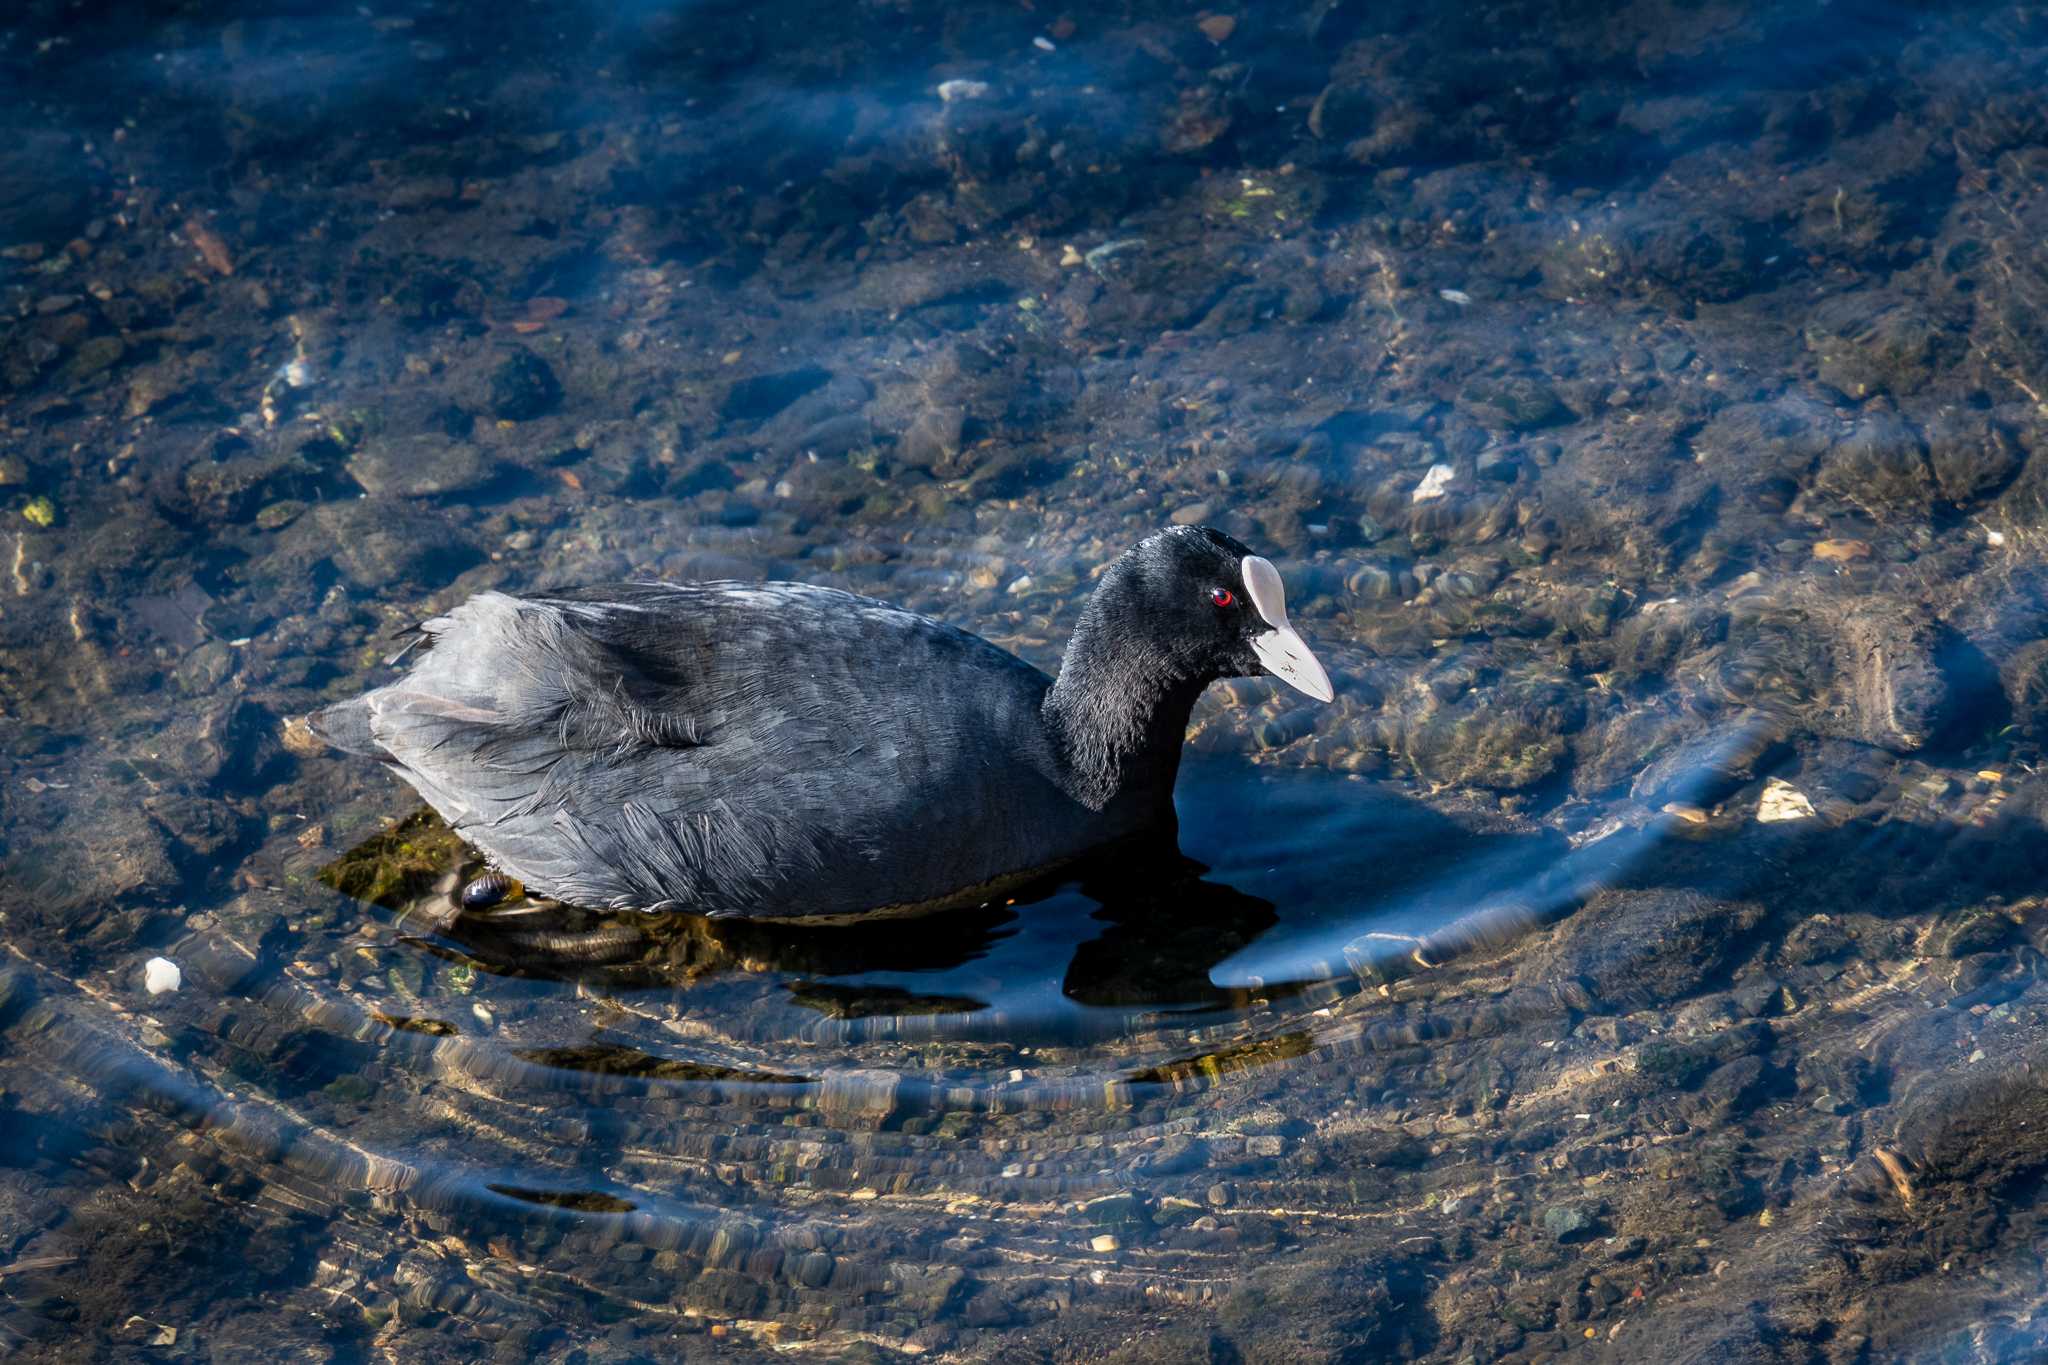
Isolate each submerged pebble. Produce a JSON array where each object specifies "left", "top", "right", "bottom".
[
  {"left": 1756, "top": 778, "right": 1816, "bottom": 823},
  {"left": 8, "top": 5, "right": 2048, "bottom": 1358},
  {"left": 1412, "top": 464, "right": 1456, "bottom": 502}
]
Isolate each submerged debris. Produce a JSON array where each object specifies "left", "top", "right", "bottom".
[{"left": 142, "top": 957, "right": 181, "bottom": 995}]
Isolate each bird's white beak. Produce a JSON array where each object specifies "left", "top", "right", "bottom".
[{"left": 1241, "top": 556, "right": 1335, "bottom": 703}]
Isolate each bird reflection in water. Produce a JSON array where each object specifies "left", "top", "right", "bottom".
[{"left": 321, "top": 757, "right": 1578, "bottom": 1033}]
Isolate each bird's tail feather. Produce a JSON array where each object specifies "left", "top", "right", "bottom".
[{"left": 303, "top": 697, "right": 382, "bottom": 757}]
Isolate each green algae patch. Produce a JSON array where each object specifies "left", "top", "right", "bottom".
[{"left": 318, "top": 807, "right": 466, "bottom": 908}]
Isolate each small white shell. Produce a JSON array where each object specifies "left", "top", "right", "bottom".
[{"left": 144, "top": 956, "right": 182, "bottom": 995}]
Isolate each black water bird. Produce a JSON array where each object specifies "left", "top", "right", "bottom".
[{"left": 309, "top": 525, "right": 1333, "bottom": 920}]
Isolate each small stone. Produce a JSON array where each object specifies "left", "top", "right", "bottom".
[
  {"left": 1346, "top": 564, "right": 1395, "bottom": 599},
  {"left": 1661, "top": 802, "right": 1710, "bottom": 825},
  {"left": 1197, "top": 13, "right": 1237, "bottom": 42},
  {"left": 818, "top": 1068, "right": 902, "bottom": 1118},
  {"left": 1460, "top": 376, "right": 1568, "bottom": 431},
  {"left": 21, "top": 495, "right": 57, "bottom": 527},
  {"left": 182, "top": 216, "right": 235, "bottom": 275},
  {"left": 1060, "top": 244, "right": 1083, "bottom": 267},
  {"left": 488, "top": 351, "right": 562, "bottom": 421},
  {"left": 1813, "top": 538, "right": 1872, "bottom": 563},
  {"left": 1089, "top": 1234, "right": 1120, "bottom": 1253},
  {"left": 1171, "top": 501, "right": 1213, "bottom": 526},
  {"left": 64, "top": 334, "right": 126, "bottom": 381},
  {"left": 1756, "top": 778, "right": 1815, "bottom": 823},
  {"left": 1476, "top": 449, "right": 1520, "bottom": 483},
  {"left": 1206, "top": 1182, "right": 1232, "bottom": 1207},
  {"left": 1308, "top": 80, "right": 1376, "bottom": 142},
  {"left": 722, "top": 365, "right": 829, "bottom": 422},
  {"left": 255, "top": 500, "right": 305, "bottom": 530},
  {"left": 144, "top": 957, "right": 182, "bottom": 995},
  {"left": 901, "top": 405, "right": 967, "bottom": 474},
  {"left": 348, "top": 435, "right": 494, "bottom": 498},
  {"left": 1929, "top": 906, "right": 2014, "bottom": 958},
  {"left": 937, "top": 79, "right": 992, "bottom": 103},
  {"left": 1245, "top": 1134, "right": 1285, "bottom": 1157},
  {"left": 280, "top": 715, "right": 327, "bottom": 758},
  {"left": 1412, "top": 463, "right": 1456, "bottom": 502},
  {"left": 1542, "top": 1203, "right": 1598, "bottom": 1242}
]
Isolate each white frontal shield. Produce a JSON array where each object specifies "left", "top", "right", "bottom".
[{"left": 1241, "top": 555, "right": 1334, "bottom": 703}]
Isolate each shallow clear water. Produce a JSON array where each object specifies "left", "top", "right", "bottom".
[{"left": 5, "top": 0, "right": 2048, "bottom": 1359}]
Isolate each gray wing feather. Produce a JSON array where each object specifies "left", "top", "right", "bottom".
[
  {"left": 316, "top": 584, "right": 1060, "bottom": 914},
  {"left": 323, "top": 592, "right": 850, "bottom": 909}
]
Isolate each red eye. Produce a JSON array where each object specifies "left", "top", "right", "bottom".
[{"left": 1210, "top": 586, "right": 1234, "bottom": 607}]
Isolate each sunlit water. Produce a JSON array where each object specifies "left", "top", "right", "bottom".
[{"left": 4, "top": 0, "right": 2048, "bottom": 1358}]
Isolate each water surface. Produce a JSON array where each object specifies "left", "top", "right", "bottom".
[{"left": 4, "top": 0, "right": 2048, "bottom": 1359}]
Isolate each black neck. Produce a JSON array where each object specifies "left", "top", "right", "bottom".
[{"left": 1042, "top": 579, "right": 1207, "bottom": 813}]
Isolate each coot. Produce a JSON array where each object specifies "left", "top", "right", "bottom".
[{"left": 310, "top": 525, "right": 1333, "bottom": 920}]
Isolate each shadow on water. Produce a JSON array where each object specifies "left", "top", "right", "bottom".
[
  {"left": 282, "top": 700, "right": 2048, "bottom": 1101},
  {"left": 360, "top": 757, "right": 1570, "bottom": 1039}
]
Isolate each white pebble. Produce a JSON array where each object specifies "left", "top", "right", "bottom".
[
  {"left": 1411, "top": 463, "right": 1456, "bottom": 503},
  {"left": 1033, "top": 35, "right": 1056, "bottom": 51},
  {"left": 1756, "top": 778, "right": 1815, "bottom": 823},
  {"left": 937, "top": 78, "right": 991, "bottom": 103},
  {"left": 1438, "top": 288, "right": 1472, "bottom": 305},
  {"left": 144, "top": 957, "right": 182, "bottom": 995}
]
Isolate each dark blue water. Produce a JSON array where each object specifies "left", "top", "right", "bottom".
[{"left": 4, "top": 0, "right": 2048, "bottom": 1358}]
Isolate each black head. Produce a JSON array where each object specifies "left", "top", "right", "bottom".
[{"left": 1091, "top": 526, "right": 1334, "bottom": 701}]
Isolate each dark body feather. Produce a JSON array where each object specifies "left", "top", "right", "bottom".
[
  {"left": 315, "top": 581, "right": 1157, "bottom": 916},
  {"left": 312, "top": 527, "right": 1328, "bottom": 921}
]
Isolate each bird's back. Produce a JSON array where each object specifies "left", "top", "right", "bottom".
[{"left": 314, "top": 581, "right": 1099, "bottom": 916}]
